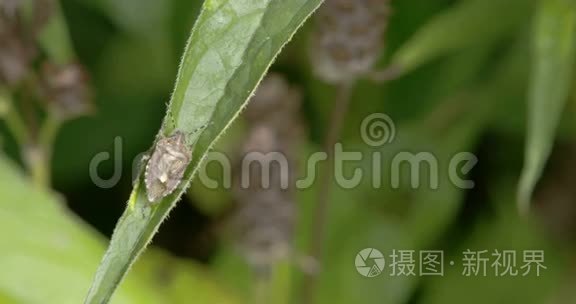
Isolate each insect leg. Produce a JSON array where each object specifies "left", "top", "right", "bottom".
[{"left": 132, "top": 151, "right": 150, "bottom": 187}]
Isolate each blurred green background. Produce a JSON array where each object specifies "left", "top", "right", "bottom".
[{"left": 1, "top": 0, "right": 576, "bottom": 303}]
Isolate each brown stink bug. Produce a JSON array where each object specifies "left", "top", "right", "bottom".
[{"left": 144, "top": 131, "right": 192, "bottom": 203}]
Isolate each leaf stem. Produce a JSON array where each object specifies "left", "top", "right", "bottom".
[
  {"left": 32, "top": 113, "right": 61, "bottom": 187},
  {"left": 252, "top": 260, "right": 292, "bottom": 304},
  {"left": 303, "top": 81, "right": 354, "bottom": 303},
  {"left": 0, "top": 89, "right": 28, "bottom": 148},
  {"left": 0, "top": 88, "right": 61, "bottom": 187}
]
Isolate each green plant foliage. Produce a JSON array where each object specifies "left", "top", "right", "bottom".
[
  {"left": 0, "top": 155, "right": 234, "bottom": 303},
  {"left": 518, "top": 0, "right": 576, "bottom": 214},
  {"left": 83, "top": 0, "right": 323, "bottom": 302},
  {"left": 2, "top": 0, "right": 576, "bottom": 303},
  {"left": 391, "top": 0, "right": 535, "bottom": 74},
  {"left": 421, "top": 177, "right": 563, "bottom": 304}
]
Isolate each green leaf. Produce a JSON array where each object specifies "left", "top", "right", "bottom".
[
  {"left": 0, "top": 155, "right": 154, "bottom": 304},
  {"left": 518, "top": 0, "right": 576, "bottom": 214},
  {"left": 421, "top": 177, "right": 563, "bottom": 304},
  {"left": 84, "top": 0, "right": 323, "bottom": 302},
  {"left": 390, "top": 0, "right": 535, "bottom": 74},
  {"left": 0, "top": 154, "right": 235, "bottom": 304},
  {"left": 129, "top": 250, "right": 239, "bottom": 304}
]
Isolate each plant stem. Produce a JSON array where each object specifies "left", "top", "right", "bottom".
[
  {"left": 269, "top": 260, "right": 291, "bottom": 304},
  {"left": 0, "top": 89, "right": 28, "bottom": 148},
  {"left": 303, "top": 81, "right": 354, "bottom": 304},
  {"left": 0, "top": 89, "right": 52, "bottom": 187},
  {"left": 31, "top": 113, "right": 60, "bottom": 187},
  {"left": 253, "top": 261, "right": 292, "bottom": 304}
]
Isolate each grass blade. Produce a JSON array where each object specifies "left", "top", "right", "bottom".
[
  {"left": 84, "top": 0, "right": 323, "bottom": 302},
  {"left": 518, "top": 0, "right": 576, "bottom": 214},
  {"left": 390, "top": 0, "right": 535, "bottom": 74}
]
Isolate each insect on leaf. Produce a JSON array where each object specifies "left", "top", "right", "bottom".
[{"left": 84, "top": 0, "right": 324, "bottom": 303}]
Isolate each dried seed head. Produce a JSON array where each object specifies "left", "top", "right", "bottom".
[
  {"left": 145, "top": 131, "right": 191, "bottom": 203},
  {"left": 232, "top": 191, "right": 295, "bottom": 270},
  {"left": 0, "top": 0, "right": 55, "bottom": 86},
  {"left": 245, "top": 73, "right": 304, "bottom": 160},
  {"left": 0, "top": 7, "right": 35, "bottom": 86},
  {"left": 0, "top": 37, "right": 31, "bottom": 85},
  {"left": 1, "top": 0, "right": 54, "bottom": 28},
  {"left": 237, "top": 74, "right": 304, "bottom": 196},
  {"left": 0, "top": 0, "right": 20, "bottom": 21},
  {"left": 241, "top": 125, "right": 278, "bottom": 158},
  {"left": 30, "top": 0, "right": 55, "bottom": 36},
  {"left": 230, "top": 73, "right": 304, "bottom": 272},
  {"left": 245, "top": 73, "right": 302, "bottom": 127},
  {"left": 41, "top": 62, "right": 93, "bottom": 120},
  {"left": 309, "top": 0, "right": 391, "bottom": 84}
]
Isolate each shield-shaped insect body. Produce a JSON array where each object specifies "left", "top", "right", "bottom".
[{"left": 145, "top": 131, "right": 192, "bottom": 203}]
